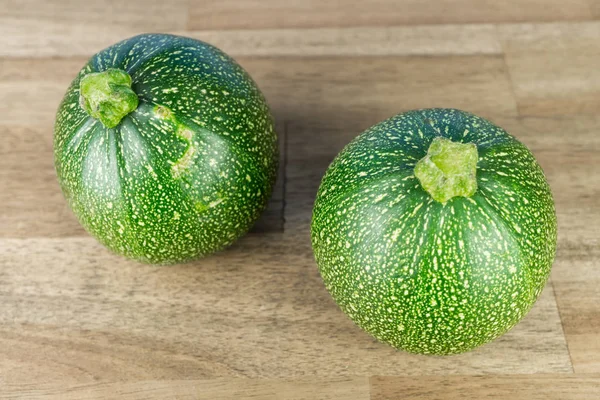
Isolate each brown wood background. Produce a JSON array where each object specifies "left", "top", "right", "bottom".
[{"left": 1, "top": 0, "right": 600, "bottom": 398}]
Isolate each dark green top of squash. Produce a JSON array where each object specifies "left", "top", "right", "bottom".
[{"left": 54, "top": 34, "right": 278, "bottom": 264}]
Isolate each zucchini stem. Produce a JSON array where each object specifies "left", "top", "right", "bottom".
[
  {"left": 79, "top": 68, "right": 139, "bottom": 128},
  {"left": 414, "top": 136, "right": 478, "bottom": 203}
]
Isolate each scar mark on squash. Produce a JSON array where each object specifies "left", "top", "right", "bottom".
[
  {"left": 178, "top": 127, "right": 193, "bottom": 141},
  {"left": 155, "top": 105, "right": 173, "bottom": 120},
  {"left": 171, "top": 127, "right": 196, "bottom": 179},
  {"left": 194, "top": 201, "right": 208, "bottom": 212},
  {"left": 209, "top": 198, "right": 224, "bottom": 208},
  {"left": 195, "top": 194, "right": 225, "bottom": 213}
]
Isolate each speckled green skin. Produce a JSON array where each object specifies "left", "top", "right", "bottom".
[
  {"left": 311, "top": 109, "right": 557, "bottom": 355},
  {"left": 54, "top": 34, "right": 278, "bottom": 264}
]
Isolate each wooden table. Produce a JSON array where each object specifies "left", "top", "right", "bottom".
[{"left": 1, "top": 1, "right": 600, "bottom": 398}]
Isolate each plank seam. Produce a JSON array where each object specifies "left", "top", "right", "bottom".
[
  {"left": 496, "top": 28, "right": 523, "bottom": 118},
  {"left": 550, "top": 278, "right": 576, "bottom": 373},
  {"left": 281, "top": 120, "right": 289, "bottom": 233}
]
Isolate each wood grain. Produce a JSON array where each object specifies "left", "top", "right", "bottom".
[
  {"left": 241, "top": 55, "right": 518, "bottom": 133},
  {"left": 592, "top": 1, "right": 600, "bottom": 18},
  {"left": 0, "top": 24, "right": 502, "bottom": 59},
  {"left": 370, "top": 374, "right": 600, "bottom": 399},
  {"left": 186, "top": 24, "right": 502, "bottom": 57},
  {"left": 552, "top": 246, "right": 600, "bottom": 373},
  {"left": 0, "top": 237, "right": 570, "bottom": 384},
  {"left": 499, "top": 22, "right": 600, "bottom": 116},
  {"left": 2, "top": 1, "right": 600, "bottom": 397},
  {"left": 0, "top": 377, "right": 370, "bottom": 400},
  {"left": 0, "top": 57, "right": 87, "bottom": 238},
  {"left": 554, "top": 286, "right": 600, "bottom": 374},
  {"left": 0, "top": 58, "right": 86, "bottom": 125},
  {"left": 0, "top": 0, "right": 189, "bottom": 30},
  {"left": 0, "top": 125, "right": 85, "bottom": 238},
  {"left": 0, "top": 0, "right": 188, "bottom": 58},
  {"left": 188, "top": 0, "right": 594, "bottom": 30}
]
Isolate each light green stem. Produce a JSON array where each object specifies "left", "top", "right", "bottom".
[
  {"left": 414, "top": 137, "right": 478, "bottom": 203},
  {"left": 79, "top": 68, "right": 139, "bottom": 128}
]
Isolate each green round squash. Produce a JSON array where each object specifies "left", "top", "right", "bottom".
[
  {"left": 54, "top": 34, "right": 278, "bottom": 264},
  {"left": 311, "top": 109, "right": 557, "bottom": 354}
]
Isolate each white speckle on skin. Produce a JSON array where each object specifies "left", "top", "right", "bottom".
[{"left": 209, "top": 198, "right": 224, "bottom": 208}]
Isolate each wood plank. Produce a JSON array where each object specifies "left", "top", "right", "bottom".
[
  {"left": 251, "top": 120, "right": 286, "bottom": 233},
  {"left": 498, "top": 22, "right": 600, "bottom": 53},
  {"left": 0, "top": 59, "right": 85, "bottom": 237},
  {"left": 561, "top": 333, "right": 600, "bottom": 375},
  {"left": 554, "top": 282, "right": 600, "bottom": 373},
  {"left": 186, "top": 25, "right": 502, "bottom": 57},
  {"left": 0, "top": 237, "right": 571, "bottom": 384},
  {"left": 0, "top": 58, "right": 86, "bottom": 125},
  {"left": 370, "top": 374, "right": 600, "bottom": 399},
  {"left": 499, "top": 22, "right": 600, "bottom": 116},
  {"left": 0, "top": 0, "right": 188, "bottom": 57},
  {"left": 0, "top": 17, "right": 136, "bottom": 58},
  {"left": 0, "top": 0, "right": 188, "bottom": 30},
  {"left": 590, "top": 0, "right": 600, "bottom": 19},
  {"left": 0, "top": 377, "right": 371, "bottom": 400},
  {"left": 0, "top": 24, "right": 502, "bottom": 58},
  {"left": 552, "top": 244, "right": 600, "bottom": 373},
  {"left": 0, "top": 125, "right": 86, "bottom": 238},
  {"left": 188, "top": 0, "right": 593, "bottom": 30},
  {"left": 242, "top": 54, "right": 519, "bottom": 143}
]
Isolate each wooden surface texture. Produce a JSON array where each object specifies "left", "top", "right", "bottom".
[{"left": 1, "top": 0, "right": 599, "bottom": 398}]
